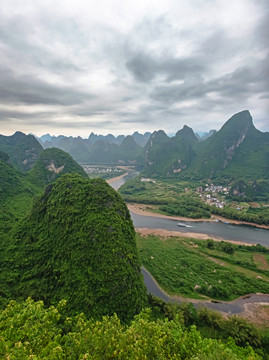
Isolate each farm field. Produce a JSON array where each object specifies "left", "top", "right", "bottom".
[{"left": 136, "top": 233, "right": 269, "bottom": 301}]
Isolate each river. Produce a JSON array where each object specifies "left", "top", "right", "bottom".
[
  {"left": 110, "top": 171, "right": 269, "bottom": 247},
  {"left": 109, "top": 172, "right": 269, "bottom": 314},
  {"left": 131, "top": 212, "right": 269, "bottom": 247}
]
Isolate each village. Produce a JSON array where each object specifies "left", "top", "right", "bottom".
[
  {"left": 82, "top": 165, "right": 123, "bottom": 176},
  {"left": 196, "top": 184, "right": 231, "bottom": 209}
]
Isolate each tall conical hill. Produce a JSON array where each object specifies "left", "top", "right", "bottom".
[
  {"left": 187, "top": 110, "right": 269, "bottom": 179},
  {"left": 3, "top": 174, "right": 148, "bottom": 320},
  {"left": 28, "top": 147, "right": 87, "bottom": 185},
  {"left": 118, "top": 135, "right": 143, "bottom": 163},
  {"left": 0, "top": 147, "right": 88, "bottom": 240},
  {"left": 143, "top": 130, "right": 170, "bottom": 175},
  {"left": 143, "top": 127, "right": 198, "bottom": 176},
  {"left": 175, "top": 125, "right": 197, "bottom": 141},
  {"left": 168, "top": 125, "right": 198, "bottom": 174}
]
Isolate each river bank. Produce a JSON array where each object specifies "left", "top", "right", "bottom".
[
  {"left": 136, "top": 227, "right": 253, "bottom": 246},
  {"left": 106, "top": 172, "right": 128, "bottom": 184},
  {"left": 128, "top": 203, "right": 269, "bottom": 230}
]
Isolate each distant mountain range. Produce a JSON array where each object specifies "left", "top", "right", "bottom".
[
  {"left": 1, "top": 110, "right": 268, "bottom": 184},
  {"left": 38, "top": 131, "right": 151, "bottom": 164},
  {"left": 195, "top": 129, "right": 217, "bottom": 141}
]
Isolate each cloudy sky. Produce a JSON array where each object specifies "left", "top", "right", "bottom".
[{"left": 0, "top": 0, "right": 268, "bottom": 137}]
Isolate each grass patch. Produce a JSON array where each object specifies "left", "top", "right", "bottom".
[
  {"left": 136, "top": 233, "right": 269, "bottom": 301},
  {"left": 253, "top": 254, "right": 269, "bottom": 271}
]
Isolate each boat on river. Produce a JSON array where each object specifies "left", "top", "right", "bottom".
[{"left": 177, "top": 222, "right": 191, "bottom": 228}]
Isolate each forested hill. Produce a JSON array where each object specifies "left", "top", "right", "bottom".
[
  {"left": 0, "top": 131, "right": 43, "bottom": 171},
  {"left": 0, "top": 146, "right": 88, "bottom": 241},
  {"left": 0, "top": 174, "right": 148, "bottom": 321},
  {"left": 186, "top": 110, "right": 269, "bottom": 180},
  {"left": 28, "top": 147, "right": 87, "bottom": 186},
  {"left": 143, "top": 110, "right": 269, "bottom": 181},
  {"left": 144, "top": 126, "right": 198, "bottom": 176}
]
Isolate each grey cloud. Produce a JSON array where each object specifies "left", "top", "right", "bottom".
[
  {"left": 0, "top": 15, "right": 83, "bottom": 74},
  {"left": 251, "top": 0, "right": 269, "bottom": 49},
  {"left": 0, "top": 1, "right": 268, "bottom": 135},
  {"left": 150, "top": 82, "right": 206, "bottom": 104},
  {"left": 195, "top": 28, "right": 240, "bottom": 61},
  {"left": 0, "top": 110, "right": 54, "bottom": 120},
  {"left": 47, "top": 120, "right": 114, "bottom": 129},
  {"left": 74, "top": 110, "right": 105, "bottom": 117},
  {"left": 0, "top": 113, "right": 114, "bottom": 130},
  {"left": 150, "top": 56, "right": 268, "bottom": 105},
  {"left": 260, "top": 93, "right": 269, "bottom": 99},
  {"left": 0, "top": 66, "right": 93, "bottom": 106},
  {"left": 126, "top": 53, "right": 156, "bottom": 82},
  {"left": 125, "top": 52, "right": 206, "bottom": 83}
]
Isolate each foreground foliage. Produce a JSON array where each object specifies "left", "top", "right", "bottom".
[
  {"left": 148, "top": 297, "right": 268, "bottom": 358},
  {"left": 0, "top": 298, "right": 260, "bottom": 359}
]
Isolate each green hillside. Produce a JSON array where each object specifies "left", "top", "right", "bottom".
[
  {"left": 83, "top": 136, "right": 143, "bottom": 164},
  {"left": 0, "top": 146, "right": 88, "bottom": 242},
  {"left": 143, "top": 130, "right": 170, "bottom": 175},
  {"left": 167, "top": 125, "right": 198, "bottom": 174},
  {"left": 0, "top": 131, "right": 43, "bottom": 171},
  {"left": 28, "top": 147, "right": 88, "bottom": 186},
  {"left": 118, "top": 135, "right": 143, "bottom": 162},
  {"left": 0, "top": 153, "right": 40, "bottom": 239},
  {"left": 143, "top": 126, "right": 199, "bottom": 176},
  {"left": 220, "top": 125, "right": 269, "bottom": 180},
  {"left": 41, "top": 133, "right": 144, "bottom": 164},
  {"left": 1, "top": 175, "right": 148, "bottom": 320},
  {"left": 187, "top": 110, "right": 269, "bottom": 180},
  {"left": 142, "top": 111, "right": 269, "bottom": 183}
]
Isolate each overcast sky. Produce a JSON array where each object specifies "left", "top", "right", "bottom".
[{"left": 0, "top": 0, "right": 268, "bottom": 137}]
